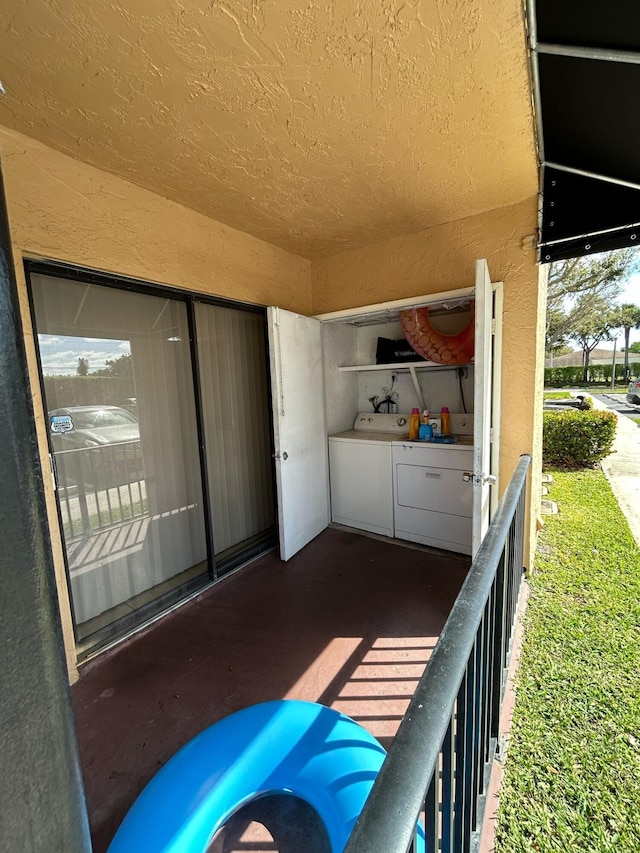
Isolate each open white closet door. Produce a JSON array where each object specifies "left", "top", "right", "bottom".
[
  {"left": 267, "top": 307, "right": 329, "bottom": 561},
  {"left": 472, "top": 259, "right": 500, "bottom": 555},
  {"left": 490, "top": 281, "right": 503, "bottom": 517}
]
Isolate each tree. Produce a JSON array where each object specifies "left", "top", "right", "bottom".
[
  {"left": 546, "top": 249, "right": 638, "bottom": 354},
  {"left": 568, "top": 296, "right": 616, "bottom": 382},
  {"left": 94, "top": 353, "right": 133, "bottom": 378},
  {"left": 609, "top": 303, "right": 640, "bottom": 381},
  {"left": 76, "top": 357, "right": 89, "bottom": 376},
  {"left": 628, "top": 341, "right": 640, "bottom": 355}
]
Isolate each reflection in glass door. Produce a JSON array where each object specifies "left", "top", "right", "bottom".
[{"left": 30, "top": 272, "right": 209, "bottom": 656}]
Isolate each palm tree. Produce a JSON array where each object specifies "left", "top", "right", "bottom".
[{"left": 612, "top": 303, "right": 640, "bottom": 382}]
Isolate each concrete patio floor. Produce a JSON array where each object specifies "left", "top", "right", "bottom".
[{"left": 71, "top": 526, "right": 470, "bottom": 852}]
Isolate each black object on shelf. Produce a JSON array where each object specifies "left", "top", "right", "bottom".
[{"left": 375, "top": 337, "right": 425, "bottom": 365}]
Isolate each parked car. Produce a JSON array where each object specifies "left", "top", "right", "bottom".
[
  {"left": 49, "top": 405, "right": 142, "bottom": 489},
  {"left": 627, "top": 378, "right": 640, "bottom": 407}
]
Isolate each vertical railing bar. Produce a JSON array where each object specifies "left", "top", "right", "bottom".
[
  {"left": 483, "top": 600, "right": 492, "bottom": 771},
  {"left": 484, "top": 583, "right": 494, "bottom": 760},
  {"left": 115, "top": 471, "right": 126, "bottom": 522},
  {"left": 511, "top": 529, "right": 520, "bottom": 630},
  {"left": 471, "top": 624, "right": 485, "bottom": 831},
  {"left": 509, "top": 515, "right": 518, "bottom": 623},
  {"left": 102, "top": 448, "right": 114, "bottom": 527},
  {"left": 62, "top": 483, "right": 75, "bottom": 539},
  {"left": 502, "top": 525, "right": 514, "bottom": 648},
  {"left": 441, "top": 715, "right": 455, "bottom": 853},
  {"left": 125, "top": 442, "right": 136, "bottom": 513},
  {"left": 484, "top": 584, "right": 497, "bottom": 762},
  {"left": 424, "top": 764, "right": 439, "bottom": 853},
  {"left": 462, "top": 650, "right": 477, "bottom": 850},
  {"left": 134, "top": 455, "right": 145, "bottom": 517},
  {"left": 503, "top": 527, "right": 513, "bottom": 671},
  {"left": 89, "top": 450, "right": 99, "bottom": 530},
  {"left": 74, "top": 451, "right": 91, "bottom": 535},
  {"left": 507, "top": 506, "right": 522, "bottom": 650},
  {"left": 92, "top": 479, "right": 102, "bottom": 531},
  {"left": 491, "top": 547, "right": 507, "bottom": 739},
  {"left": 453, "top": 670, "right": 468, "bottom": 853},
  {"left": 470, "top": 632, "right": 481, "bottom": 834},
  {"left": 477, "top": 601, "right": 490, "bottom": 799},
  {"left": 502, "top": 528, "right": 513, "bottom": 698}
]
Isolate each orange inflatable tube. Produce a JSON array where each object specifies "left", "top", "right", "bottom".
[{"left": 400, "top": 305, "right": 475, "bottom": 366}]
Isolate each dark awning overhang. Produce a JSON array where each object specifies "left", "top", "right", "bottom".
[{"left": 530, "top": 1, "right": 640, "bottom": 261}]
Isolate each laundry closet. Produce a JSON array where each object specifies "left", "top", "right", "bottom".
[{"left": 267, "top": 259, "right": 502, "bottom": 563}]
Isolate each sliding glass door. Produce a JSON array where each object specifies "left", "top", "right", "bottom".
[
  {"left": 29, "top": 266, "right": 278, "bottom": 659},
  {"left": 194, "top": 302, "right": 276, "bottom": 571},
  {"left": 30, "top": 272, "right": 209, "bottom": 656}
]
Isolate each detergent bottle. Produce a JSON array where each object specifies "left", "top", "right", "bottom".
[
  {"left": 441, "top": 406, "right": 451, "bottom": 435},
  {"left": 409, "top": 408, "right": 420, "bottom": 440},
  {"left": 419, "top": 410, "right": 433, "bottom": 441}
]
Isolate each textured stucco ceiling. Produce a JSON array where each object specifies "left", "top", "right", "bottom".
[{"left": 0, "top": 0, "right": 537, "bottom": 258}]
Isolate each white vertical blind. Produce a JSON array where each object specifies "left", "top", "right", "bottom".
[
  {"left": 195, "top": 303, "right": 274, "bottom": 557},
  {"left": 131, "top": 311, "right": 207, "bottom": 572},
  {"left": 30, "top": 274, "right": 208, "bottom": 629}
]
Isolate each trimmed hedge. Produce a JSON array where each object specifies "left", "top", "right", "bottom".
[
  {"left": 542, "top": 409, "right": 617, "bottom": 468},
  {"left": 43, "top": 375, "right": 134, "bottom": 410},
  {"left": 544, "top": 361, "right": 640, "bottom": 387}
]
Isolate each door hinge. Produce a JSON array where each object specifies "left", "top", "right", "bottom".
[{"left": 491, "top": 317, "right": 496, "bottom": 335}]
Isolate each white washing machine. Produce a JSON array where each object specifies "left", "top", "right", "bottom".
[
  {"left": 329, "top": 412, "right": 440, "bottom": 536},
  {"left": 328, "top": 413, "right": 412, "bottom": 537}
]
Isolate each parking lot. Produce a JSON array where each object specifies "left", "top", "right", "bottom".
[{"left": 590, "top": 392, "right": 640, "bottom": 423}]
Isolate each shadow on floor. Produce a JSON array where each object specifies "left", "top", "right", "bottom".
[
  {"left": 72, "top": 527, "right": 469, "bottom": 852},
  {"left": 207, "top": 795, "right": 331, "bottom": 853}
]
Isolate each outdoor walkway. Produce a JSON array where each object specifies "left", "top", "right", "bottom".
[{"left": 587, "top": 393, "right": 640, "bottom": 547}]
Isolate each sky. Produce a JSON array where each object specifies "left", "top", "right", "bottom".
[
  {"left": 38, "top": 335, "right": 130, "bottom": 375},
  {"left": 596, "top": 272, "right": 640, "bottom": 351}
]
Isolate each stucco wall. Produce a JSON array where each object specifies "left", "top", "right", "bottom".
[
  {"left": 0, "top": 126, "right": 311, "bottom": 680},
  {"left": 0, "top": 125, "right": 544, "bottom": 679},
  {"left": 311, "top": 198, "right": 545, "bottom": 567}
]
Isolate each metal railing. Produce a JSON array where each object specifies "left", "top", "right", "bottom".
[
  {"left": 54, "top": 441, "right": 147, "bottom": 539},
  {"left": 344, "top": 454, "right": 532, "bottom": 853}
]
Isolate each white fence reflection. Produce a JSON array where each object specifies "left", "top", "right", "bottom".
[{"left": 54, "top": 441, "right": 147, "bottom": 539}]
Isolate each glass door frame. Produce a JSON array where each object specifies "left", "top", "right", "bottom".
[{"left": 25, "top": 258, "right": 276, "bottom": 659}]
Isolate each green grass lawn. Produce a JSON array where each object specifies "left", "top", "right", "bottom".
[
  {"left": 63, "top": 496, "right": 148, "bottom": 540},
  {"left": 495, "top": 468, "right": 640, "bottom": 852}
]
